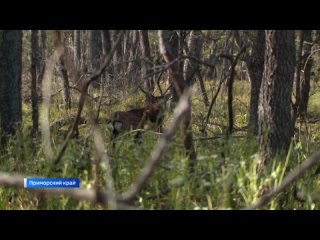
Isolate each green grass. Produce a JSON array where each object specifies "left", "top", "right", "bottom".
[{"left": 1, "top": 80, "right": 320, "bottom": 209}]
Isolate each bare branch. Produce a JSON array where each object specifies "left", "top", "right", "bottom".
[
  {"left": 85, "top": 95, "right": 116, "bottom": 209},
  {"left": 202, "top": 76, "right": 225, "bottom": 133},
  {"left": 121, "top": 89, "right": 192, "bottom": 203},
  {"left": 0, "top": 172, "right": 137, "bottom": 210},
  {"left": 227, "top": 45, "right": 247, "bottom": 134},
  {"left": 245, "top": 151, "right": 320, "bottom": 210},
  {"left": 194, "top": 135, "right": 244, "bottom": 141},
  {"left": 183, "top": 53, "right": 233, "bottom": 68},
  {"left": 52, "top": 31, "right": 124, "bottom": 166}
]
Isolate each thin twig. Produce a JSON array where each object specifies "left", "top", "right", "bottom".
[
  {"left": 245, "top": 151, "right": 320, "bottom": 210},
  {"left": 183, "top": 54, "right": 233, "bottom": 68},
  {"left": 202, "top": 76, "right": 225, "bottom": 133}
]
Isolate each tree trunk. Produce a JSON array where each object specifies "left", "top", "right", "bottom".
[
  {"left": 37, "top": 30, "right": 46, "bottom": 99},
  {"left": 298, "top": 30, "right": 313, "bottom": 118},
  {"left": 89, "top": 30, "right": 103, "bottom": 88},
  {"left": 294, "top": 30, "right": 304, "bottom": 122},
  {"left": 89, "top": 30, "right": 102, "bottom": 71},
  {"left": 101, "top": 30, "right": 111, "bottom": 55},
  {"left": 124, "top": 30, "right": 140, "bottom": 86},
  {"left": 73, "top": 30, "right": 81, "bottom": 69},
  {"left": 178, "top": 30, "right": 186, "bottom": 78},
  {"left": 184, "top": 30, "right": 209, "bottom": 107},
  {"left": 31, "top": 30, "right": 40, "bottom": 134},
  {"left": 258, "top": 30, "right": 295, "bottom": 165},
  {"left": 196, "top": 70, "right": 209, "bottom": 107},
  {"left": 101, "top": 30, "right": 113, "bottom": 77},
  {"left": 111, "top": 30, "right": 123, "bottom": 77},
  {"left": 0, "top": 30, "right": 23, "bottom": 144},
  {"left": 159, "top": 30, "right": 197, "bottom": 173},
  {"left": 247, "top": 30, "right": 265, "bottom": 136},
  {"left": 139, "top": 30, "right": 154, "bottom": 98},
  {"left": 164, "top": 31, "right": 180, "bottom": 104},
  {"left": 184, "top": 30, "right": 202, "bottom": 85},
  {"left": 227, "top": 45, "right": 246, "bottom": 134},
  {"left": 59, "top": 58, "right": 72, "bottom": 110}
]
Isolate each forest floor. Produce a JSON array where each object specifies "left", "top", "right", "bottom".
[{"left": 1, "top": 80, "right": 320, "bottom": 210}]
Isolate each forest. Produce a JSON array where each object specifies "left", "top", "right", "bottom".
[{"left": 0, "top": 30, "right": 319, "bottom": 210}]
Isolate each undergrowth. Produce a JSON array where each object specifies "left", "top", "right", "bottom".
[{"left": 1, "top": 81, "right": 320, "bottom": 210}]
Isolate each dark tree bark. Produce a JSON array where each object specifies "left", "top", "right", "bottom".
[
  {"left": 59, "top": 58, "right": 72, "bottom": 110},
  {"left": 124, "top": 30, "right": 140, "bottom": 86},
  {"left": 101, "top": 30, "right": 111, "bottom": 56},
  {"left": 73, "top": 30, "right": 81, "bottom": 69},
  {"left": 89, "top": 30, "right": 103, "bottom": 89},
  {"left": 139, "top": 30, "right": 154, "bottom": 98},
  {"left": 31, "top": 30, "right": 40, "bottom": 134},
  {"left": 30, "top": 30, "right": 46, "bottom": 135},
  {"left": 196, "top": 70, "right": 209, "bottom": 107},
  {"left": 35, "top": 30, "right": 46, "bottom": 100},
  {"left": 89, "top": 30, "right": 102, "bottom": 71},
  {"left": 111, "top": 30, "right": 123, "bottom": 76},
  {"left": 101, "top": 30, "right": 113, "bottom": 77},
  {"left": 178, "top": 30, "right": 186, "bottom": 77},
  {"left": 258, "top": 30, "right": 295, "bottom": 165},
  {"left": 298, "top": 30, "right": 313, "bottom": 118},
  {"left": 159, "top": 30, "right": 197, "bottom": 173},
  {"left": 247, "top": 30, "right": 265, "bottom": 136},
  {"left": 0, "top": 30, "right": 23, "bottom": 143}
]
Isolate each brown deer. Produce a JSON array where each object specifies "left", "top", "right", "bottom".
[{"left": 106, "top": 85, "right": 170, "bottom": 145}]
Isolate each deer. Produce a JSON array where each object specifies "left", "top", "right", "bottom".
[{"left": 106, "top": 81, "right": 170, "bottom": 146}]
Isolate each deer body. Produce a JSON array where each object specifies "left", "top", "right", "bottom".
[
  {"left": 106, "top": 81, "right": 171, "bottom": 145},
  {"left": 107, "top": 99, "right": 165, "bottom": 143}
]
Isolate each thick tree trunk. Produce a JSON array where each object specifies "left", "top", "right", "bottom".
[
  {"left": 247, "top": 30, "right": 265, "bottom": 136},
  {"left": 159, "top": 30, "right": 197, "bottom": 173},
  {"left": 258, "top": 30, "right": 295, "bottom": 165},
  {"left": 0, "top": 30, "right": 23, "bottom": 143}
]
